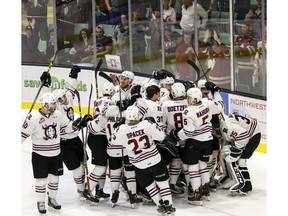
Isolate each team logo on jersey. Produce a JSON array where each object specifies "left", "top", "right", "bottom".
[
  {"left": 42, "top": 123, "right": 58, "bottom": 140},
  {"left": 65, "top": 107, "right": 74, "bottom": 121}
]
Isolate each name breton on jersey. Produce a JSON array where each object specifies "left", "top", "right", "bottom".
[
  {"left": 127, "top": 129, "right": 145, "bottom": 139},
  {"left": 167, "top": 105, "right": 187, "bottom": 112},
  {"left": 196, "top": 107, "right": 209, "bottom": 118}
]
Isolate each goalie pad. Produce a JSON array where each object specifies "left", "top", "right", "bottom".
[
  {"left": 157, "top": 136, "right": 179, "bottom": 158},
  {"left": 228, "top": 162, "right": 245, "bottom": 193}
]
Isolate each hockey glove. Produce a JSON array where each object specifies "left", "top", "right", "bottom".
[
  {"left": 169, "top": 128, "right": 181, "bottom": 142},
  {"left": 69, "top": 65, "right": 81, "bottom": 79},
  {"left": 130, "top": 85, "right": 142, "bottom": 103},
  {"left": 79, "top": 114, "right": 93, "bottom": 128},
  {"left": 40, "top": 71, "right": 51, "bottom": 87},
  {"left": 113, "top": 117, "right": 126, "bottom": 129},
  {"left": 144, "top": 117, "right": 156, "bottom": 124},
  {"left": 72, "top": 117, "right": 82, "bottom": 130},
  {"left": 157, "top": 136, "right": 179, "bottom": 157},
  {"left": 205, "top": 81, "right": 220, "bottom": 93},
  {"left": 183, "top": 81, "right": 196, "bottom": 92}
]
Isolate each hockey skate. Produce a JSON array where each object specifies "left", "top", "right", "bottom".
[
  {"left": 82, "top": 189, "right": 100, "bottom": 205},
  {"left": 140, "top": 193, "right": 154, "bottom": 205},
  {"left": 229, "top": 181, "right": 245, "bottom": 195},
  {"left": 188, "top": 187, "right": 203, "bottom": 206},
  {"left": 48, "top": 196, "right": 61, "bottom": 211},
  {"left": 78, "top": 189, "right": 87, "bottom": 202},
  {"left": 232, "top": 181, "right": 252, "bottom": 195},
  {"left": 170, "top": 183, "right": 184, "bottom": 196},
  {"left": 202, "top": 183, "right": 211, "bottom": 201},
  {"left": 208, "top": 177, "right": 219, "bottom": 192},
  {"left": 127, "top": 190, "right": 142, "bottom": 208},
  {"left": 163, "top": 200, "right": 176, "bottom": 215},
  {"left": 111, "top": 190, "right": 120, "bottom": 207},
  {"left": 37, "top": 201, "right": 46, "bottom": 214},
  {"left": 157, "top": 200, "right": 166, "bottom": 215},
  {"left": 96, "top": 185, "right": 110, "bottom": 200}
]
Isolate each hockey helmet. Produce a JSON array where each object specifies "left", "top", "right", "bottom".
[
  {"left": 40, "top": 92, "right": 56, "bottom": 107},
  {"left": 102, "top": 82, "right": 115, "bottom": 96},
  {"left": 126, "top": 105, "right": 141, "bottom": 121},
  {"left": 121, "top": 70, "right": 134, "bottom": 82},
  {"left": 171, "top": 82, "right": 186, "bottom": 99},
  {"left": 187, "top": 87, "right": 202, "bottom": 104}
]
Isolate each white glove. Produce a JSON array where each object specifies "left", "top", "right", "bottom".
[
  {"left": 208, "top": 58, "right": 216, "bottom": 70},
  {"left": 225, "top": 154, "right": 240, "bottom": 163},
  {"left": 220, "top": 145, "right": 230, "bottom": 158}
]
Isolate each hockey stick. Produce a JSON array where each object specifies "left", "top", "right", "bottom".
[
  {"left": 94, "top": 59, "right": 103, "bottom": 100},
  {"left": 74, "top": 89, "right": 91, "bottom": 192},
  {"left": 27, "top": 43, "right": 73, "bottom": 114},
  {"left": 83, "top": 84, "right": 93, "bottom": 192},
  {"left": 186, "top": 59, "right": 201, "bottom": 81},
  {"left": 98, "top": 71, "right": 114, "bottom": 83}
]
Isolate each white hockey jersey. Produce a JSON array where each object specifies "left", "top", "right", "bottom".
[
  {"left": 178, "top": 92, "right": 223, "bottom": 141},
  {"left": 111, "top": 120, "right": 166, "bottom": 169},
  {"left": 135, "top": 98, "right": 166, "bottom": 132},
  {"left": 21, "top": 110, "right": 74, "bottom": 157},
  {"left": 104, "top": 105, "right": 128, "bottom": 157},
  {"left": 162, "top": 98, "right": 188, "bottom": 134},
  {"left": 57, "top": 89, "right": 79, "bottom": 139},
  {"left": 114, "top": 85, "right": 132, "bottom": 100},
  {"left": 220, "top": 113, "right": 261, "bottom": 149}
]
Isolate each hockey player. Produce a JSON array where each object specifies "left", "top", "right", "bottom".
[
  {"left": 51, "top": 66, "right": 99, "bottom": 204},
  {"left": 162, "top": 82, "right": 188, "bottom": 195},
  {"left": 102, "top": 92, "right": 141, "bottom": 208},
  {"left": 111, "top": 105, "right": 176, "bottom": 215},
  {"left": 169, "top": 82, "right": 224, "bottom": 206},
  {"left": 219, "top": 112, "right": 261, "bottom": 195},
  {"left": 84, "top": 82, "right": 115, "bottom": 203},
  {"left": 22, "top": 91, "right": 64, "bottom": 214},
  {"left": 114, "top": 70, "right": 135, "bottom": 100}
]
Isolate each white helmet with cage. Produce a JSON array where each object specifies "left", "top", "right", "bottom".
[
  {"left": 102, "top": 82, "right": 115, "bottom": 96},
  {"left": 187, "top": 87, "right": 202, "bottom": 104},
  {"left": 197, "top": 79, "right": 207, "bottom": 89},
  {"left": 52, "top": 89, "right": 66, "bottom": 102},
  {"left": 159, "top": 76, "right": 175, "bottom": 86},
  {"left": 126, "top": 105, "right": 141, "bottom": 121},
  {"left": 171, "top": 82, "right": 186, "bottom": 99},
  {"left": 121, "top": 70, "right": 135, "bottom": 82},
  {"left": 40, "top": 92, "right": 56, "bottom": 107}
]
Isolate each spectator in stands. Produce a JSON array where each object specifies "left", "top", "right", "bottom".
[
  {"left": 113, "top": 13, "right": 130, "bottom": 69},
  {"left": 95, "top": 26, "right": 113, "bottom": 59},
  {"left": 163, "top": 25, "right": 182, "bottom": 64},
  {"left": 131, "top": 7, "right": 149, "bottom": 64},
  {"left": 234, "top": 21, "right": 259, "bottom": 90},
  {"left": 169, "top": 0, "right": 183, "bottom": 21},
  {"left": 22, "top": 24, "right": 41, "bottom": 63},
  {"left": 180, "top": 0, "right": 208, "bottom": 36},
  {"left": 163, "top": 0, "right": 176, "bottom": 25},
  {"left": 105, "top": 0, "right": 128, "bottom": 25},
  {"left": 25, "top": 0, "right": 49, "bottom": 41},
  {"left": 175, "top": 31, "right": 205, "bottom": 81},
  {"left": 208, "top": 0, "right": 229, "bottom": 13},
  {"left": 245, "top": 0, "right": 266, "bottom": 38},
  {"left": 96, "top": 0, "right": 110, "bottom": 24},
  {"left": 69, "top": 28, "right": 94, "bottom": 63},
  {"left": 200, "top": 29, "right": 231, "bottom": 89}
]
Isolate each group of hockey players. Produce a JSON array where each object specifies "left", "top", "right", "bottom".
[{"left": 21, "top": 66, "right": 262, "bottom": 215}]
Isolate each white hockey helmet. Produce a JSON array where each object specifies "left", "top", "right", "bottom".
[
  {"left": 40, "top": 92, "right": 56, "bottom": 107},
  {"left": 159, "top": 76, "right": 175, "bottom": 86},
  {"left": 171, "top": 82, "right": 186, "bottom": 98},
  {"left": 187, "top": 87, "right": 202, "bottom": 104},
  {"left": 111, "top": 91, "right": 123, "bottom": 104},
  {"left": 121, "top": 70, "right": 134, "bottom": 82},
  {"left": 126, "top": 105, "right": 141, "bottom": 121},
  {"left": 52, "top": 89, "right": 66, "bottom": 102},
  {"left": 102, "top": 82, "right": 115, "bottom": 96},
  {"left": 197, "top": 79, "right": 207, "bottom": 89}
]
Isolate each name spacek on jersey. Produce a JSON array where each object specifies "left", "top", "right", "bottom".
[{"left": 111, "top": 120, "right": 165, "bottom": 169}]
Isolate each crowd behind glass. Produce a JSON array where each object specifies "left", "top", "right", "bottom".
[{"left": 21, "top": 0, "right": 266, "bottom": 98}]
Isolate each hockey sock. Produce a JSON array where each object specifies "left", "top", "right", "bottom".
[
  {"left": 125, "top": 170, "right": 137, "bottom": 194},
  {"left": 146, "top": 181, "right": 161, "bottom": 206},
  {"left": 199, "top": 160, "right": 210, "bottom": 185},
  {"left": 188, "top": 163, "right": 201, "bottom": 190},
  {"left": 48, "top": 174, "right": 59, "bottom": 199},
  {"left": 156, "top": 180, "right": 173, "bottom": 205},
  {"left": 73, "top": 165, "right": 85, "bottom": 192},
  {"left": 35, "top": 178, "right": 47, "bottom": 202},
  {"left": 89, "top": 165, "right": 107, "bottom": 191},
  {"left": 169, "top": 158, "right": 182, "bottom": 185},
  {"left": 110, "top": 168, "right": 122, "bottom": 192}
]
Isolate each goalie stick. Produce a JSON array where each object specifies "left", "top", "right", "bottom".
[{"left": 27, "top": 43, "right": 73, "bottom": 114}]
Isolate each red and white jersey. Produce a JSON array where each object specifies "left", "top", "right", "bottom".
[
  {"left": 220, "top": 113, "right": 261, "bottom": 149},
  {"left": 93, "top": 96, "right": 113, "bottom": 117},
  {"left": 104, "top": 105, "right": 128, "bottom": 157},
  {"left": 160, "top": 87, "right": 170, "bottom": 99},
  {"left": 57, "top": 89, "right": 79, "bottom": 139},
  {"left": 178, "top": 92, "right": 223, "bottom": 141},
  {"left": 21, "top": 110, "right": 71, "bottom": 157},
  {"left": 111, "top": 120, "right": 165, "bottom": 169},
  {"left": 87, "top": 113, "right": 107, "bottom": 135},
  {"left": 162, "top": 99, "right": 188, "bottom": 134},
  {"left": 135, "top": 98, "right": 166, "bottom": 132}
]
